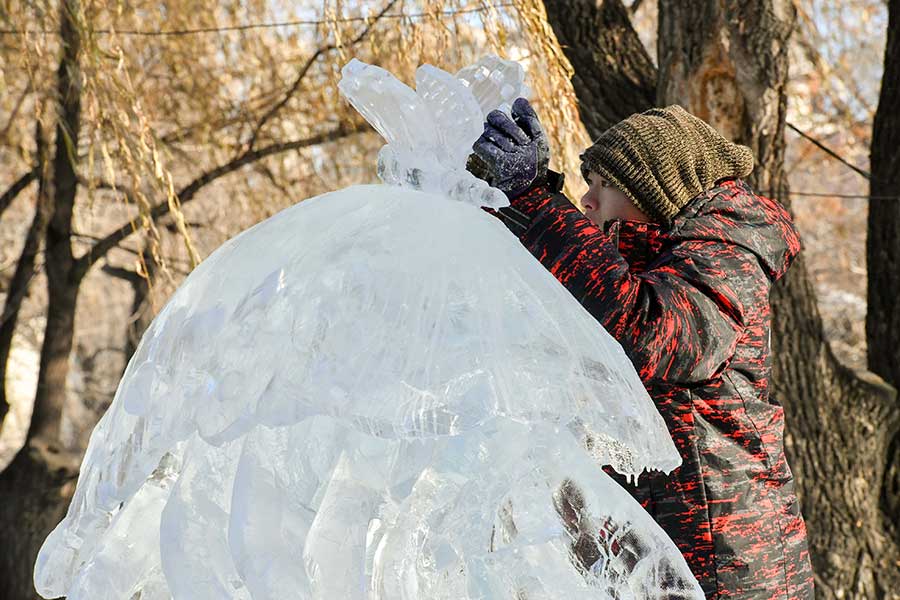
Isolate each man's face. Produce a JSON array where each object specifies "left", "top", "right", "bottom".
[{"left": 580, "top": 172, "right": 652, "bottom": 227}]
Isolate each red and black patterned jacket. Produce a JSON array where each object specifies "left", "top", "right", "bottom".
[{"left": 482, "top": 171, "right": 814, "bottom": 599}]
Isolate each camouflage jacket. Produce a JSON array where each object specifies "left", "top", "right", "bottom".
[{"left": 483, "top": 171, "right": 814, "bottom": 599}]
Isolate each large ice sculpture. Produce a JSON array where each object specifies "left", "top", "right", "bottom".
[{"left": 34, "top": 56, "right": 703, "bottom": 600}]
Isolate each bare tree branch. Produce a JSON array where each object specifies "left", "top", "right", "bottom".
[
  {"left": 786, "top": 122, "right": 871, "bottom": 180},
  {"left": 73, "top": 122, "right": 368, "bottom": 279},
  {"left": 158, "top": 84, "right": 288, "bottom": 147},
  {"left": 794, "top": 3, "right": 876, "bottom": 120},
  {"left": 793, "top": 5, "right": 872, "bottom": 124},
  {"left": 0, "top": 80, "right": 33, "bottom": 142},
  {"left": 3, "top": 146, "right": 101, "bottom": 225},
  {"left": 0, "top": 168, "right": 39, "bottom": 223},
  {"left": 101, "top": 263, "right": 145, "bottom": 284},
  {"left": 1, "top": 111, "right": 53, "bottom": 429},
  {"left": 242, "top": 0, "right": 399, "bottom": 153}
]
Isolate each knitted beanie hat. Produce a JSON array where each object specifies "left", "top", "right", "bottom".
[{"left": 579, "top": 104, "right": 755, "bottom": 227}]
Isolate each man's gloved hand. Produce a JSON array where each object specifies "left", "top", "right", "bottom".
[{"left": 467, "top": 97, "right": 550, "bottom": 200}]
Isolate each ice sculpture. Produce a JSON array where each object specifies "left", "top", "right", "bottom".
[
  {"left": 34, "top": 56, "right": 703, "bottom": 599},
  {"left": 338, "top": 56, "right": 527, "bottom": 208}
]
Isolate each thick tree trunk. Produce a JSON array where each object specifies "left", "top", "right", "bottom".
[
  {"left": 31, "top": 282, "right": 80, "bottom": 445},
  {"left": 868, "top": 0, "right": 900, "bottom": 539},
  {"left": 0, "top": 2, "right": 84, "bottom": 598},
  {"left": 542, "top": 0, "right": 657, "bottom": 138},
  {"left": 0, "top": 447, "right": 77, "bottom": 600},
  {"left": 658, "top": 2, "right": 900, "bottom": 597},
  {"left": 543, "top": 0, "right": 900, "bottom": 597},
  {"left": 660, "top": 2, "right": 900, "bottom": 597},
  {"left": 29, "top": 0, "right": 83, "bottom": 447}
]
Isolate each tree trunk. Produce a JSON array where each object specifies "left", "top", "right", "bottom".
[
  {"left": 29, "top": 0, "right": 83, "bottom": 447},
  {"left": 658, "top": 1, "right": 900, "bottom": 596},
  {"left": 31, "top": 282, "right": 80, "bottom": 446},
  {"left": 868, "top": 0, "right": 900, "bottom": 540},
  {"left": 542, "top": 0, "right": 657, "bottom": 138},
  {"left": 543, "top": 0, "right": 900, "bottom": 597},
  {"left": 0, "top": 447, "right": 77, "bottom": 600},
  {"left": 0, "top": 2, "right": 84, "bottom": 598}
]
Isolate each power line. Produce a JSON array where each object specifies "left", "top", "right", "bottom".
[
  {"left": 772, "top": 191, "right": 900, "bottom": 200},
  {"left": 780, "top": 122, "right": 900, "bottom": 199},
  {"left": 0, "top": 3, "right": 515, "bottom": 36},
  {"left": 786, "top": 121, "right": 871, "bottom": 180}
]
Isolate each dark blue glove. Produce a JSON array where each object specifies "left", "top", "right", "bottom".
[{"left": 467, "top": 97, "right": 550, "bottom": 200}]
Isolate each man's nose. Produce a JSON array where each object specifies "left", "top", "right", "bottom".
[{"left": 581, "top": 193, "right": 596, "bottom": 211}]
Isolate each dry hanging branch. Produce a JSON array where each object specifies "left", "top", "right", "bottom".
[{"left": 76, "top": 122, "right": 368, "bottom": 277}]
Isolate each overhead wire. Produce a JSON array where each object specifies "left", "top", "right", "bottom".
[{"left": 0, "top": 3, "right": 516, "bottom": 36}]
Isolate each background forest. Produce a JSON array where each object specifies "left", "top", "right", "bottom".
[{"left": 1, "top": 0, "right": 898, "bottom": 598}]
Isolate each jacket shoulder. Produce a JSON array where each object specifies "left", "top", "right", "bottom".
[{"left": 667, "top": 178, "right": 801, "bottom": 283}]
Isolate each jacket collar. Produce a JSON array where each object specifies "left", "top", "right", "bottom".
[
  {"left": 602, "top": 218, "right": 667, "bottom": 272},
  {"left": 597, "top": 177, "right": 801, "bottom": 281}
]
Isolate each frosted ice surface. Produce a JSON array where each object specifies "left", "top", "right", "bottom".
[
  {"left": 34, "top": 56, "right": 702, "bottom": 600},
  {"left": 455, "top": 54, "right": 529, "bottom": 117},
  {"left": 338, "top": 56, "right": 525, "bottom": 208}
]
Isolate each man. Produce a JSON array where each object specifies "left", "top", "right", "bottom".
[{"left": 468, "top": 98, "right": 814, "bottom": 599}]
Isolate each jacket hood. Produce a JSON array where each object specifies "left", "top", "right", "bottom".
[
  {"left": 670, "top": 178, "right": 801, "bottom": 282},
  {"left": 606, "top": 178, "right": 801, "bottom": 283}
]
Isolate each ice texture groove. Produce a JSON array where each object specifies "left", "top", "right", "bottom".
[{"left": 33, "top": 56, "right": 703, "bottom": 600}]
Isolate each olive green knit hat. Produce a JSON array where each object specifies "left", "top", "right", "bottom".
[{"left": 579, "top": 104, "right": 755, "bottom": 227}]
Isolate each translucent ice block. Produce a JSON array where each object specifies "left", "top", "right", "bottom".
[{"left": 338, "top": 55, "right": 530, "bottom": 208}]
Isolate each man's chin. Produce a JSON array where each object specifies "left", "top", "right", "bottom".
[{"left": 582, "top": 211, "right": 603, "bottom": 226}]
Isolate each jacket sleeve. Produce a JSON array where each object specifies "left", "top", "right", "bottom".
[{"left": 494, "top": 178, "right": 752, "bottom": 385}]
